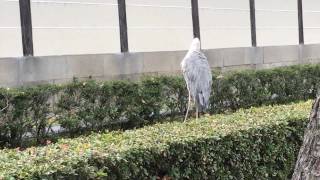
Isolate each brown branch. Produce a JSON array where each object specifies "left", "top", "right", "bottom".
[
  {"left": 292, "top": 97, "right": 320, "bottom": 180},
  {"left": 0, "top": 97, "right": 9, "bottom": 112}
]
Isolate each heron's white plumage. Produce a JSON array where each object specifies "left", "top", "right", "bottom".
[
  {"left": 181, "top": 38, "right": 201, "bottom": 67},
  {"left": 181, "top": 38, "right": 212, "bottom": 113},
  {"left": 189, "top": 38, "right": 201, "bottom": 52}
]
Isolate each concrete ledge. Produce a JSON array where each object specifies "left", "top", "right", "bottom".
[
  {"left": 104, "top": 53, "right": 143, "bottom": 77},
  {"left": 263, "top": 45, "right": 300, "bottom": 63},
  {"left": 1, "top": 44, "right": 320, "bottom": 87},
  {"left": 222, "top": 47, "right": 257, "bottom": 66},
  {"left": 301, "top": 44, "right": 320, "bottom": 62},
  {"left": 0, "top": 58, "right": 19, "bottom": 87},
  {"left": 204, "top": 49, "right": 223, "bottom": 68}
]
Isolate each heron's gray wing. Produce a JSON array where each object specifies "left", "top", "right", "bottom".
[
  {"left": 182, "top": 51, "right": 212, "bottom": 110},
  {"left": 195, "top": 51, "right": 207, "bottom": 60},
  {"left": 194, "top": 52, "right": 212, "bottom": 109},
  {"left": 181, "top": 54, "right": 198, "bottom": 99}
]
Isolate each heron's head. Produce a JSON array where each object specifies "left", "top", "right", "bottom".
[{"left": 189, "top": 38, "right": 201, "bottom": 52}]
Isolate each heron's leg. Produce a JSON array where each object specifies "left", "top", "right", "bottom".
[
  {"left": 184, "top": 89, "right": 191, "bottom": 122},
  {"left": 196, "top": 106, "right": 199, "bottom": 120}
]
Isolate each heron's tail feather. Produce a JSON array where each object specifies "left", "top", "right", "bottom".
[{"left": 196, "top": 92, "right": 210, "bottom": 112}]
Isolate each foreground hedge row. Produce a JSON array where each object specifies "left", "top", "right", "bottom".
[
  {"left": 0, "top": 101, "right": 311, "bottom": 179},
  {"left": 1, "top": 64, "right": 319, "bottom": 147}
]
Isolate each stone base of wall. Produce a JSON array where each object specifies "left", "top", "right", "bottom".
[{"left": 1, "top": 44, "right": 320, "bottom": 87}]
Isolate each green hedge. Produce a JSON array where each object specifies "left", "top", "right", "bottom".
[
  {"left": 0, "top": 100, "right": 311, "bottom": 179},
  {"left": 1, "top": 64, "right": 320, "bottom": 148}
]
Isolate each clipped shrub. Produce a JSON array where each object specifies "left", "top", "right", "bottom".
[
  {"left": 0, "top": 101, "right": 311, "bottom": 179},
  {"left": 0, "top": 85, "right": 59, "bottom": 147},
  {"left": 210, "top": 64, "right": 320, "bottom": 113},
  {"left": 0, "top": 64, "right": 320, "bottom": 147}
]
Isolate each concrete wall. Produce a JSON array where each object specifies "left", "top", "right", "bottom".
[
  {"left": 1, "top": 44, "right": 320, "bottom": 87},
  {"left": 2, "top": 0, "right": 320, "bottom": 57}
]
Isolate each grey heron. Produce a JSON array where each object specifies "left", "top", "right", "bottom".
[{"left": 181, "top": 38, "right": 212, "bottom": 121}]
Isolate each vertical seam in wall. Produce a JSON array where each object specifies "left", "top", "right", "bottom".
[
  {"left": 142, "top": 53, "right": 146, "bottom": 74},
  {"left": 257, "top": 47, "right": 263, "bottom": 67},
  {"left": 17, "top": 58, "right": 22, "bottom": 86},
  {"left": 298, "top": 44, "right": 303, "bottom": 63},
  {"left": 103, "top": 55, "right": 106, "bottom": 79},
  {"left": 222, "top": 50, "right": 225, "bottom": 69},
  {"left": 262, "top": 47, "right": 265, "bottom": 65},
  {"left": 250, "top": 47, "right": 255, "bottom": 66}
]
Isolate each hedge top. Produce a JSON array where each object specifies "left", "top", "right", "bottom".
[
  {"left": 1, "top": 64, "right": 320, "bottom": 148},
  {"left": 0, "top": 100, "right": 312, "bottom": 179}
]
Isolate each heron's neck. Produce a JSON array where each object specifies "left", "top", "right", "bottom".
[{"left": 186, "top": 49, "right": 201, "bottom": 56}]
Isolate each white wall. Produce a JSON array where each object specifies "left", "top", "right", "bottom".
[
  {"left": 127, "top": 0, "right": 192, "bottom": 52},
  {"left": 0, "top": 0, "right": 320, "bottom": 57},
  {"left": 256, "top": 0, "right": 298, "bottom": 46},
  {"left": 304, "top": 0, "right": 320, "bottom": 44},
  {"left": 31, "top": 0, "right": 120, "bottom": 56},
  {"left": 0, "top": 0, "right": 23, "bottom": 57},
  {"left": 199, "top": 0, "right": 251, "bottom": 49}
]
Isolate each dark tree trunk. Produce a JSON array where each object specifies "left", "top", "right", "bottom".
[
  {"left": 118, "top": 0, "right": 128, "bottom": 53},
  {"left": 292, "top": 97, "right": 320, "bottom": 180}
]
